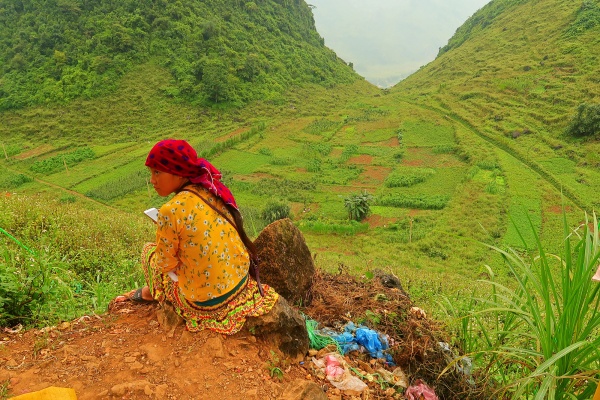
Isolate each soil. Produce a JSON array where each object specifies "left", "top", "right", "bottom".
[
  {"left": 347, "top": 155, "right": 373, "bottom": 165},
  {"left": 357, "top": 166, "right": 391, "bottom": 185},
  {"left": 0, "top": 270, "right": 481, "bottom": 400}
]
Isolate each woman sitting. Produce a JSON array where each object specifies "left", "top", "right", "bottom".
[{"left": 116, "top": 139, "right": 279, "bottom": 335}]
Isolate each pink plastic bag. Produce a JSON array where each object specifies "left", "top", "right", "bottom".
[
  {"left": 405, "top": 379, "right": 438, "bottom": 400},
  {"left": 324, "top": 354, "right": 345, "bottom": 379}
]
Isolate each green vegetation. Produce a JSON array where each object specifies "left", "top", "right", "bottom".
[
  {"left": 30, "top": 147, "right": 95, "bottom": 174},
  {"left": 565, "top": 103, "right": 600, "bottom": 137},
  {"left": 442, "top": 214, "right": 600, "bottom": 399},
  {"left": 385, "top": 169, "right": 435, "bottom": 188},
  {"left": 0, "top": 193, "right": 151, "bottom": 326},
  {"left": 0, "top": 0, "right": 359, "bottom": 110},
  {"left": 377, "top": 194, "right": 449, "bottom": 210},
  {"left": 344, "top": 191, "right": 374, "bottom": 221},
  {"left": 261, "top": 200, "right": 291, "bottom": 224},
  {"left": 1, "top": 0, "right": 600, "bottom": 395}
]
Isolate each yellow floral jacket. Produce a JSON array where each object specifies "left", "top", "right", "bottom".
[{"left": 152, "top": 185, "right": 249, "bottom": 302}]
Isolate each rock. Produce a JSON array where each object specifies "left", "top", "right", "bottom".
[
  {"left": 155, "top": 384, "right": 168, "bottom": 398},
  {"left": 111, "top": 380, "right": 153, "bottom": 396},
  {"left": 6, "top": 358, "right": 18, "bottom": 367},
  {"left": 130, "top": 361, "right": 144, "bottom": 370},
  {"left": 245, "top": 296, "right": 309, "bottom": 362},
  {"left": 139, "top": 344, "right": 164, "bottom": 364},
  {"left": 254, "top": 218, "right": 315, "bottom": 305},
  {"left": 278, "top": 379, "right": 328, "bottom": 400},
  {"left": 156, "top": 301, "right": 185, "bottom": 335},
  {"left": 0, "top": 370, "right": 12, "bottom": 382},
  {"left": 198, "top": 335, "right": 225, "bottom": 359}
]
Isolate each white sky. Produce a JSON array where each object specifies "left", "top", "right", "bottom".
[{"left": 309, "top": 0, "right": 491, "bottom": 87}]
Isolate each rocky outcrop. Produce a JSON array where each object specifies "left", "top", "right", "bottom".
[
  {"left": 244, "top": 296, "right": 309, "bottom": 362},
  {"left": 254, "top": 218, "right": 315, "bottom": 306}
]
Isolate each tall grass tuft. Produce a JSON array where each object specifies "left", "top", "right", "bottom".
[{"left": 444, "top": 211, "right": 600, "bottom": 398}]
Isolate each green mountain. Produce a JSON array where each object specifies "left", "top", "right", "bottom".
[
  {"left": 0, "top": 0, "right": 360, "bottom": 110},
  {"left": 396, "top": 0, "right": 600, "bottom": 211}
]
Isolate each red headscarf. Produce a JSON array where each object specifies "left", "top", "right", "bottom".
[{"left": 145, "top": 139, "right": 238, "bottom": 209}]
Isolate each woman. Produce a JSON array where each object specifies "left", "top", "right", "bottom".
[{"left": 116, "top": 139, "right": 279, "bottom": 335}]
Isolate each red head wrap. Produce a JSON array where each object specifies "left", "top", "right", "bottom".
[{"left": 145, "top": 139, "right": 237, "bottom": 209}]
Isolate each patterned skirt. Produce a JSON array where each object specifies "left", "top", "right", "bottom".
[{"left": 141, "top": 243, "right": 279, "bottom": 335}]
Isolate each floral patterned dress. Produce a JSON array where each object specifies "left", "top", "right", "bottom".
[{"left": 141, "top": 185, "right": 278, "bottom": 334}]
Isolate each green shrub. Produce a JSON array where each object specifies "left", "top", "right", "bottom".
[
  {"left": 86, "top": 169, "right": 147, "bottom": 201},
  {"left": 0, "top": 248, "right": 80, "bottom": 328},
  {"left": 340, "top": 144, "right": 359, "bottom": 162},
  {"left": 297, "top": 219, "right": 368, "bottom": 235},
  {"left": 0, "top": 174, "right": 33, "bottom": 189},
  {"left": 344, "top": 191, "right": 374, "bottom": 221},
  {"left": 564, "top": 103, "right": 600, "bottom": 137},
  {"left": 258, "top": 147, "right": 273, "bottom": 156},
  {"left": 304, "top": 119, "right": 339, "bottom": 134},
  {"left": 270, "top": 157, "right": 293, "bottom": 166},
  {"left": 384, "top": 169, "right": 435, "bottom": 188},
  {"left": 307, "top": 158, "right": 321, "bottom": 173},
  {"left": 309, "top": 143, "right": 332, "bottom": 156},
  {"left": 564, "top": 0, "right": 600, "bottom": 38},
  {"left": 250, "top": 178, "right": 316, "bottom": 201},
  {"left": 377, "top": 194, "right": 449, "bottom": 210},
  {"left": 432, "top": 145, "right": 457, "bottom": 154},
  {"left": 261, "top": 200, "right": 291, "bottom": 225},
  {"left": 30, "top": 147, "right": 95, "bottom": 174}
]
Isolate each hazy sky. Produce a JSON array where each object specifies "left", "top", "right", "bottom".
[{"left": 309, "top": 0, "right": 491, "bottom": 87}]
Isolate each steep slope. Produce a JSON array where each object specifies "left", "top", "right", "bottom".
[
  {"left": 395, "top": 0, "right": 600, "bottom": 210},
  {"left": 0, "top": 0, "right": 361, "bottom": 110}
]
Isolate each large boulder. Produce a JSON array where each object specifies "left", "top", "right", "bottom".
[{"left": 254, "top": 218, "right": 315, "bottom": 305}]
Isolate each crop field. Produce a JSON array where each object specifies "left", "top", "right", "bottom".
[{"left": 0, "top": 49, "right": 593, "bottom": 319}]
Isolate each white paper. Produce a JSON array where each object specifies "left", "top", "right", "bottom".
[{"left": 144, "top": 208, "right": 159, "bottom": 222}]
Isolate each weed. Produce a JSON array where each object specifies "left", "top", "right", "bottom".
[
  {"left": 266, "top": 350, "right": 286, "bottom": 381},
  {"left": 0, "top": 380, "right": 9, "bottom": 400}
]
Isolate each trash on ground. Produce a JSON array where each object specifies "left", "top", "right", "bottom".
[
  {"left": 312, "top": 353, "right": 368, "bottom": 393},
  {"left": 306, "top": 319, "right": 395, "bottom": 365},
  {"left": 405, "top": 379, "right": 438, "bottom": 400}
]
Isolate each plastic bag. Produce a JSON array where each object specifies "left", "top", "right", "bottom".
[
  {"left": 312, "top": 353, "right": 368, "bottom": 393},
  {"left": 406, "top": 379, "right": 438, "bottom": 400}
]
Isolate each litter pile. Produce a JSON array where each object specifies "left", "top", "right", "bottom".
[{"left": 300, "top": 267, "right": 483, "bottom": 399}]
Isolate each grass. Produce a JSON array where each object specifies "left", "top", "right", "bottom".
[
  {"left": 441, "top": 212, "right": 600, "bottom": 399},
  {"left": 0, "top": 192, "right": 151, "bottom": 326}
]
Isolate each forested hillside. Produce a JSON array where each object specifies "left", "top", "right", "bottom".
[{"left": 0, "top": 0, "right": 360, "bottom": 110}]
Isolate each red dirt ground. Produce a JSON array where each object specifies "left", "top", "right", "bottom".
[
  {"left": 347, "top": 155, "right": 373, "bottom": 165},
  {"left": 0, "top": 272, "right": 482, "bottom": 400},
  {"left": 364, "top": 214, "right": 398, "bottom": 228},
  {"left": 357, "top": 166, "right": 392, "bottom": 185}
]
